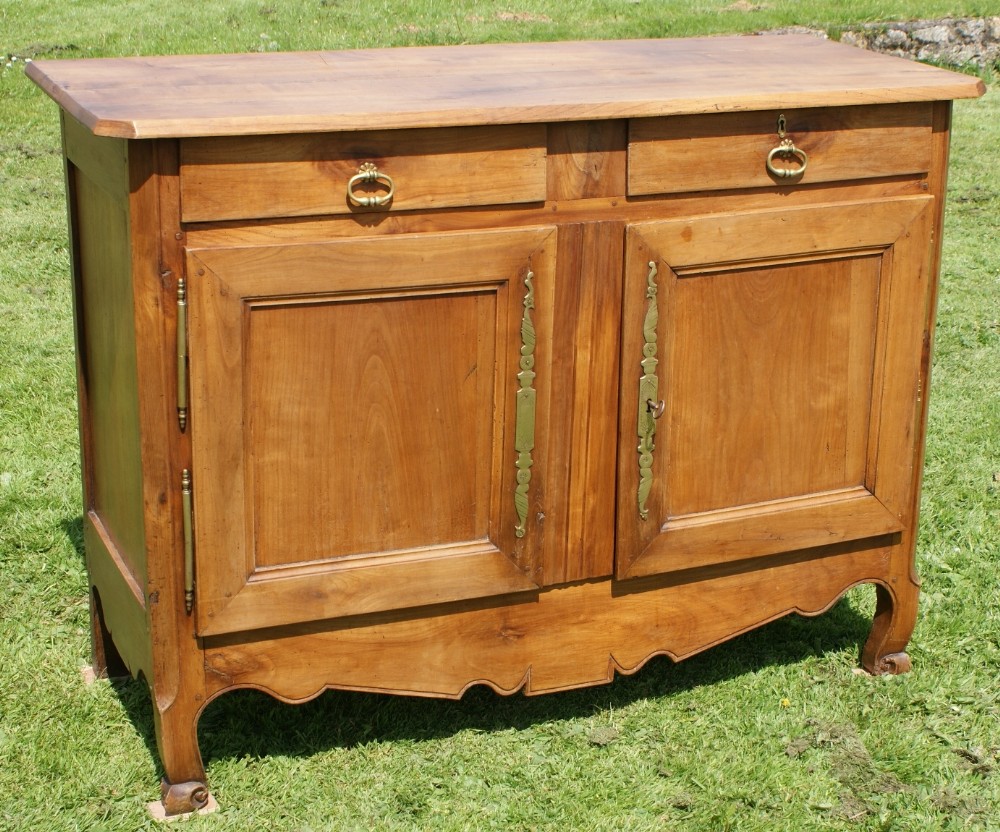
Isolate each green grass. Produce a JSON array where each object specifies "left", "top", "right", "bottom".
[{"left": 1, "top": 2, "right": 998, "bottom": 830}]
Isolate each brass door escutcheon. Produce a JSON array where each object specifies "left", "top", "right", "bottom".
[
  {"left": 637, "top": 261, "right": 659, "bottom": 521},
  {"left": 513, "top": 269, "right": 537, "bottom": 538}
]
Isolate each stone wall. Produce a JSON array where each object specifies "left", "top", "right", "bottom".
[
  {"left": 840, "top": 18, "right": 1000, "bottom": 71},
  {"left": 763, "top": 18, "right": 999, "bottom": 72}
]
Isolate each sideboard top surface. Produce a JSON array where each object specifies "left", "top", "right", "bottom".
[{"left": 27, "top": 35, "right": 985, "bottom": 140}]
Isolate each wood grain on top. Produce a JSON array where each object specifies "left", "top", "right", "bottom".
[{"left": 27, "top": 36, "right": 985, "bottom": 138}]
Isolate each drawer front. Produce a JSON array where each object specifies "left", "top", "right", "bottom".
[
  {"left": 628, "top": 103, "right": 933, "bottom": 196},
  {"left": 180, "top": 124, "right": 547, "bottom": 222}
]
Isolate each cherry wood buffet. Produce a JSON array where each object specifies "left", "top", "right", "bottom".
[{"left": 28, "top": 36, "right": 984, "bottom": 815}]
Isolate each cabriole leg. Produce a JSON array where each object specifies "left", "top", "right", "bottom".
[
  {"left": 151, "top": 697, "right": 213, "bottom": 817},
  {"left": 861, "top": 580, "right": 918, "bottom": 675}
]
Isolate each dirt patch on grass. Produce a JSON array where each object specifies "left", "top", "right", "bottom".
[
  {"left": 465, "top": 12, "right": 553, "bottom": 25},
  {"left": 494, "top": 12, "right": 553, "bottom": 24},
  {"left": 786, "top": 719, "right": 991, "bottom": 825},
  {"left": 786, "top": 719, "right": 906, "bottom": 821},
  {"left": 931, "top": 787, "right": 987, "bottom": 820},
  {"left": 724, "top": 1, "right": 772, "bottom": 11}
]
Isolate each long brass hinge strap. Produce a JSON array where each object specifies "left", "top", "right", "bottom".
[
  {"left": 637, "top": 260, "right": 659, "bottom": 520},
  {"left": 181, "top": 468, "right": 194, "bottom": 615},
  {"left": 513, "top": 269, "right": 536, "bottom": 539},
  {"left": 177, "top": 277, "right": 188, "bottom": 432},
  {"left": 177, "top": 277, "right": 187, "bottom": 432}
]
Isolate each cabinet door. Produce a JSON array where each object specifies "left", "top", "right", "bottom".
[
  {"left": 186, "top": 227, "right": 555, "bottom": 635},
  {"left": 616, "top": 198, "right": 934, "bottom": 579}
]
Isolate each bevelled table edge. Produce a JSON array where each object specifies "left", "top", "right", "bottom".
[{"left": 25, "top": 35, "right": 986, "bottom": 140}]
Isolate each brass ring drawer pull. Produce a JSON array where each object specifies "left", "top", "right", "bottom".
[
  {"left": 766, "top": 113, "right": 808, "bottom": 179},
  {"left": 347, "top": 162, "right": 395, "bottom": 208},
  {"left": 766, "top": 141, "right": 809, "bottom": 178}
]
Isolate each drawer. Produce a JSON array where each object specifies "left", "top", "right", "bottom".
[
  {"left": 628, "top": 103, "right": 934, "bottom": 196},
  {"left": 180, "top": 124, "right": 547, "bottom": 222}
]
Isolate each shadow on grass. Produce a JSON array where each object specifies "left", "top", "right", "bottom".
[
  {"left": 194, "top": 598, "right": 874, "bottom": 773},
  {"left": 62, "top": 514, "right": 875, "bottom": 778},
  {"left": 63, "top": 514, "right": 85, "bottom": 564}
]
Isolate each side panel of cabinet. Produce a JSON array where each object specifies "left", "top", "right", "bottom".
[
  {"left": 61, "top": 118, "right": 152, "bottom": 677},
  {"left": 187, "top": 227, "right": 556, "bottom": 635},
  {"left": 617, "top": 197, "right": 934, "bottom": 579}
]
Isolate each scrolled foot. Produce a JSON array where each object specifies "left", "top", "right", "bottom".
[
  {"left": 861, "top": 582, "right": 918, "bottom": 677},
  {"left": 868, "top": 651, "right": 912, "bottom": 676},
  {"left": 160, "top": 778, "right": 211, "bottom": 816}
]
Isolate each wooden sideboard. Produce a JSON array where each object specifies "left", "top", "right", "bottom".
[{"left": 28, "top": 36, "right": 984, "bottom": 815}]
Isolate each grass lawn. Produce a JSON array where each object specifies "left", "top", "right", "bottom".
[{"left": 1, "top": 2, "right": 997, "bottom": 830}]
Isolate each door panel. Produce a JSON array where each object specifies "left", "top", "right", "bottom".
[
  {"left": 187, "top": 227, "right": 556, "bottom": 635},
  {"left": 665, "top": 254, "right": 880, "bottom": 515},
  {"left": 249, "top": 291, "right": 496, "bottom": 565},
  {"left": 617, "top": 198, "right": 933, "bottom": 579}
]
